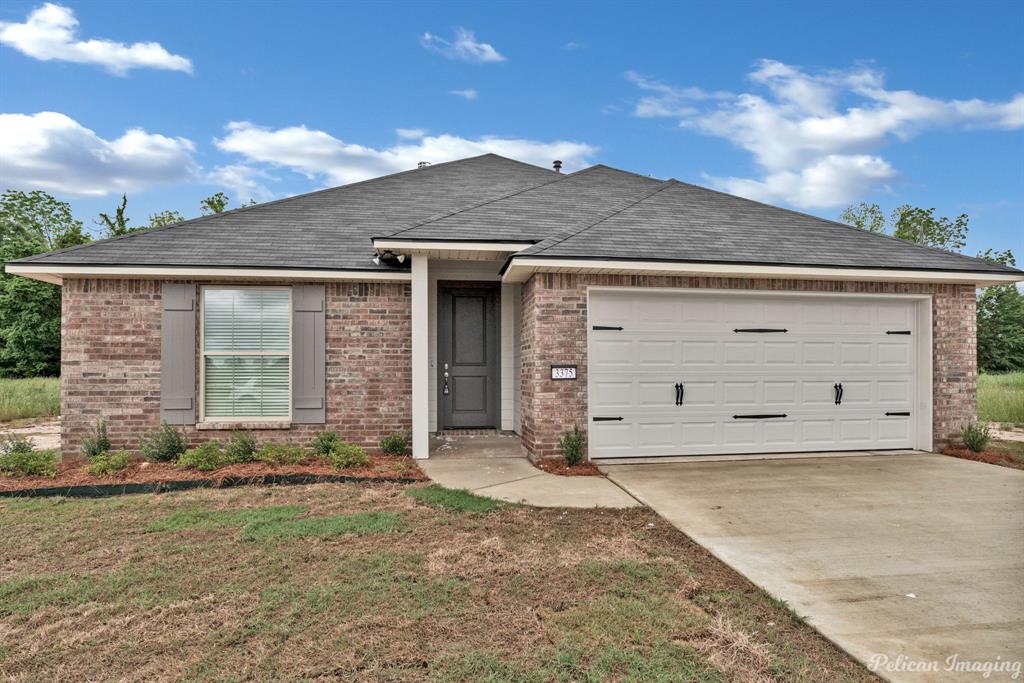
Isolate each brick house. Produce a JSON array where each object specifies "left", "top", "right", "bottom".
[{"left": 7, "top": 154, "right": 1022, "bottom": 461}]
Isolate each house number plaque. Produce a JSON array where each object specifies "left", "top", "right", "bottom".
[{"left": 551, "top": 365, "right": 577, "bottom": 380}]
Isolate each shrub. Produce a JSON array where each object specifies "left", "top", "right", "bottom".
[
  {"left": 139, "top": 421, "right": 188, "bottom": 462},
  {"left": 325, "top": 442, "right": 370, "bottom": 470},
  {"left": 961, "top": 422, "right": 991, "bottom": 453},
  {"left": 81, "top": 419, "right": 111, "bottom": 460},
  {"left": 178, "top": 441, "right": 231, "bottom": 471},
  {"left": 254, "top": 443, "right": 307, "bottom": 466},
  {"left": 88, "top": 450, "right": 130, "bottom": 476},
  {"left": 309, "top": 430, "right": 341, "bottom": 457},
  {"left": 225, "top": 431, "right": 258, "bottom": 463},
  {"left": 0, "top": 436, "right": 58, "bottom": 477},
  {"left": 379, "top": 431, "right": 411, "bottom": 456},
  {"left": 559, "top": 425, "right": 586, "bottom": 467}
]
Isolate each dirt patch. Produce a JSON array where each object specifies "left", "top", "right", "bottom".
[
  {"left": 532, "top": 459, "right": 604, "bottom": 476},
  {"left": 944, "top": 445, "right": 1024, "bottom": 470},
  {"left": 0, "top": 455, "right": 426, "bottom": 492},
  {"left": 0, "top": 418, "right": 60, "bottom": 450}
]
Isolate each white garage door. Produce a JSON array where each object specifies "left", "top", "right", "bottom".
[{"left": 588, "top": 290, "right": 921, "bottom": 459}]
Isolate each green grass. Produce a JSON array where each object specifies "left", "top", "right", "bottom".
[
  {"left": 978, "top": 372, "right": 1024, "bottom": 426},
  {"left": 0, "top": 377, "right": 60, "bottom": 422},
  {"left": 242, "top": 511, "right": 400, "bottom": 542},
  {"left": 144, "top": 504, "right": 307, "bottom": 532},
  {"left": 406, "top": 484, "right": 506, "bottom": 512}
]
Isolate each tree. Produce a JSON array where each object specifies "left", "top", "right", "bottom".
[
  {"left": 976, "top": 249, "right": 1024, "bottom": 373},
  {"left": 839, "top": 202, "right": 886, "bottom": 233},
  {"left": 148, "top": 210, "right": 185, "bottom": 228},
  {"left": 891, "top": 206, "right": 968, "bottom": 252},
  {"left": 0, "top": 190, "right": 90, "bottom": 377},
  {"left": 200, "top": 192, "right": 229, "bottom": 215},
  {"left": 97, "top": 193, "right": 136, "bottom": 237}
]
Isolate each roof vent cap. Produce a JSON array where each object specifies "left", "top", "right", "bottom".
[
  {"left": 553, "top": 160, "right": 562, "bottom": 173},
  {"left": 417, "top": 161, "right": 430, "bottom": 169}
]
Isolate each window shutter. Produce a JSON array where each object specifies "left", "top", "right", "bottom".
[
  {"left": 161, "top": 283, "right": 196, "bottom": 425},
  {"left": 292, "top": 284, "right": 326, "bottom": 423}
]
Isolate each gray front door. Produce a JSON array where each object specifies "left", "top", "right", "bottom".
[{"left": 438, "top": 285, "right": 499, "bottom": 429}]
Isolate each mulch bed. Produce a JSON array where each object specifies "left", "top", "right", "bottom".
[
  {"left": 0, "top": 454, "right": 426, "bottom": 495},
  {"left": 532, "top": 459, "right": 604, "bottom": 476},
  {"left": 943, "top": 447, "right": 1023, "bottom": 470}
]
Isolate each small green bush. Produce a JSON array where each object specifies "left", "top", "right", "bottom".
[
  {"left": 81, "top": 419, "right": 111, "bottom": 460},
  {"left": 0, "top": 436, "right": 58, "bottom": 477},
  {"left": 309, "top": 430, "right": 341, "bottom": 457},
  {"left": 324, "top": 442, "right": 370, "bottom": 470},
  {"left": 254, "top": 443, "right": 307, "bottom": 466},
  {"left": 961, "top": 422, "right": 991, "bottom": 453},
  {"left": 225, "top": 431, "right": 258, "bottom": 463},
  {"left": 379, "top": 431, "right": 411, "bottom": 456},
  {"left": 178, "top": 441, "right": 231, "bottom": 471},
  {"left": 88, "top": 450, "right": 130, "bottom": 476},
  {"left": 139, "top": 421, "right": 188, "bottom": 462},
  {"left": 559, "top": 425, "right": 586, "bottom": 467}
]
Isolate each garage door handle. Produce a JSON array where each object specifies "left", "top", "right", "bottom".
[
  {"left": 886, "top": 330, "right": 912, "bottom": 335},
  {"left": 675, "top": 383, "right": 684, "bottom": 406},
  {"left": 592, "top": 416, "right": 624, "bottom": 422},
  {"left": 834, "top": 383, "right": 843, "bottom": 405},
  {"left": 885, "top": 411, "right": 910, "bottom": 416},
  {"left": 733, "top": 413, "right": 787, "bottom": 419},
  {"left": 733, "top": 328, "right": 788, "bottom": 333},
  {"left": 592, "top": 325, "right": 623, "bottom": 331}
]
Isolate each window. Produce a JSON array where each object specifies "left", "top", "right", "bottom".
[{"left": 201, "top": 287, "right": 291, "bottom": 420}]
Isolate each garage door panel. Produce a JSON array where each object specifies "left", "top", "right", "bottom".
[{"left": 588, "top": 291, "right": 919, "bottom": 458}]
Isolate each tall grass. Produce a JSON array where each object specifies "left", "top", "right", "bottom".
[
  {"left": 0, "top": 378, "right": 60, "bottom": 423},
  {"left": 978, "top": 372, "right": 1024, "bottom": 426}
]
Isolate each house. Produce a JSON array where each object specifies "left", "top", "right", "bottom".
[{"left": 7, "top": 154, "right": 1023, "bottom": 461}]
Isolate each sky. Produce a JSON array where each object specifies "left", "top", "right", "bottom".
[{"left": 1, "top": 0, "right": 1022, "bottom": 256}]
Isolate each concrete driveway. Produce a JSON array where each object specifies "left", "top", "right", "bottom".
[{"left": 602, "top": 454, "right": 1024, "bottom": 682}]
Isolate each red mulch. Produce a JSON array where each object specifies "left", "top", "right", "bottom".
[
  {"left": 943, "top": 448, "right": 1022, "bottom": 470},
  {"left": 532, "top": 459, "right": 604, "bottom": 477},
  {"left": 0, "top": 454, "right": 426, "bottom": 492}
]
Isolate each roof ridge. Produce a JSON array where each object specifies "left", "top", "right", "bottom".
[
  {"left": 14, "top": 153, "right": 545, "bottom": 264},
  {"left": 526, "top": 179, "right": 679, "bottom": 255},
  {"left": 377, "top": 164, "right": 604, "bottom": 239},
  {"left": 667, "top": 179, "right": 1020, "bottom": 274}
]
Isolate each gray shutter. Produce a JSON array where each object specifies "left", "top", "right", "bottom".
[
  {"left": 160, "top": 283, "right": 196, "bottom": 425},
  {"left": 292, "top": 284, "right": 326, "bottom": 423}
]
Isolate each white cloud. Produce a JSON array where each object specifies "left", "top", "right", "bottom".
[
  {"left": 0, "top": 3, "right": 192, "bottom": 75},
  {"left": 214, "top": 121, "right": 596, "bottom": 187},
  {"left": 565, "top": 41, "right": 586, "bottom": 50},
  {"left": 396, "top": 127, "right": 427, "bottom": 139},
  {"left": 421, "top": 27, "right": 505, "bottom": 63},
  {"left": 450, "top": 88, "right": 478, "bottom": 101},
  {"left": 207, "top": 164, "right": 276, "bottom": 203},
  {"left": 629, "top": 60, "right": 1024, "bottom": 208},
  {"left": 0, "top": 111, "right": 197, "bottom": 196}
]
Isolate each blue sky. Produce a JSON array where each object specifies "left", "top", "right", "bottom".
[{"left": 1, "top": 0, "right": 1021, "bottom": 256}]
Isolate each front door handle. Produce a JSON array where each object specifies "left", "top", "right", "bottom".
[{"left": 442, "top": 366, "right": 450, "bottom": 396}]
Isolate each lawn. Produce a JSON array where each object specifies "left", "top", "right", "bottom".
[
  {"left": 0, "top": 377, "right": 60, "bottom": 423},
  {"left": 0, "top": 483, "right": 876, "bottom": 682},
  {"left": 978, "top": 371, "right": 1024, "bottom": 426}
]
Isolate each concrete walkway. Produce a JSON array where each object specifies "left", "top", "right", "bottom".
[
  {"left": 602, "top": 453, "right": 1024, "bottom": 682},
  {"left": 419, "top": 433, "right": 639, "bottom": 508}
]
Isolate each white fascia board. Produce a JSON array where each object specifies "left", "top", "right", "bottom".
[
  {"left": 373, "top": 239, "right": 533, "bottom": 253},
  {"left": 4, "top": 264, "right": 412, "bottom": 285},
  {"left": 501, "top": 258, "right": 1024, "bottom": 286}
]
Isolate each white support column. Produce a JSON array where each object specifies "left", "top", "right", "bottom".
[
  {"left": 411, "top": 255, "right": 430, "bottom": 459},
  {"left": 500, "top": 283, "right": 515, "bottom": 432}
]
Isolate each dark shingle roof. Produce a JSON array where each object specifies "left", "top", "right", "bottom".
[
  {"left": 11, "top": 153, "right": 1019, "bottom": 276},
  {"left": 521, "top": 180, "right": 1020, "bottom": 274},
  {"left": 14, "top": 154, "right": 553, "bottom": 271}
]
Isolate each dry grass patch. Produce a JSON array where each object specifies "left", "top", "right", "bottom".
[{"left": 0, "top": 483, "right": 877, "bottom": 682}]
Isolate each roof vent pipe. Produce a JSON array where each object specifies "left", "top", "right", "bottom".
[
  {"left": 553, "top": 160, "right": 562, "bottom": 173},
  {"left": 417, "top": 161, "right": 430, "bottom": 169}
]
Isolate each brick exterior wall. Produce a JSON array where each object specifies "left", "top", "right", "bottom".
[
  {"left": 61, "top": 279, "right": 411, "bottom": 458},
  {"left": 519, "top": 273, "right": 976, "bottom": 460}
]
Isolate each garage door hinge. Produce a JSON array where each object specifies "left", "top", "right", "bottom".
[
  {"left": 886, "top": 330, "right": 912, "bottom": 335},
  {"left": 592, "top": 325, "right": 624, "bottom": 331},
  {"left": 733, "top": 328, "right": 788, "bottom": 333},
  {"left": 592, "top": 416, "right": 624, "bottom": 422}
]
